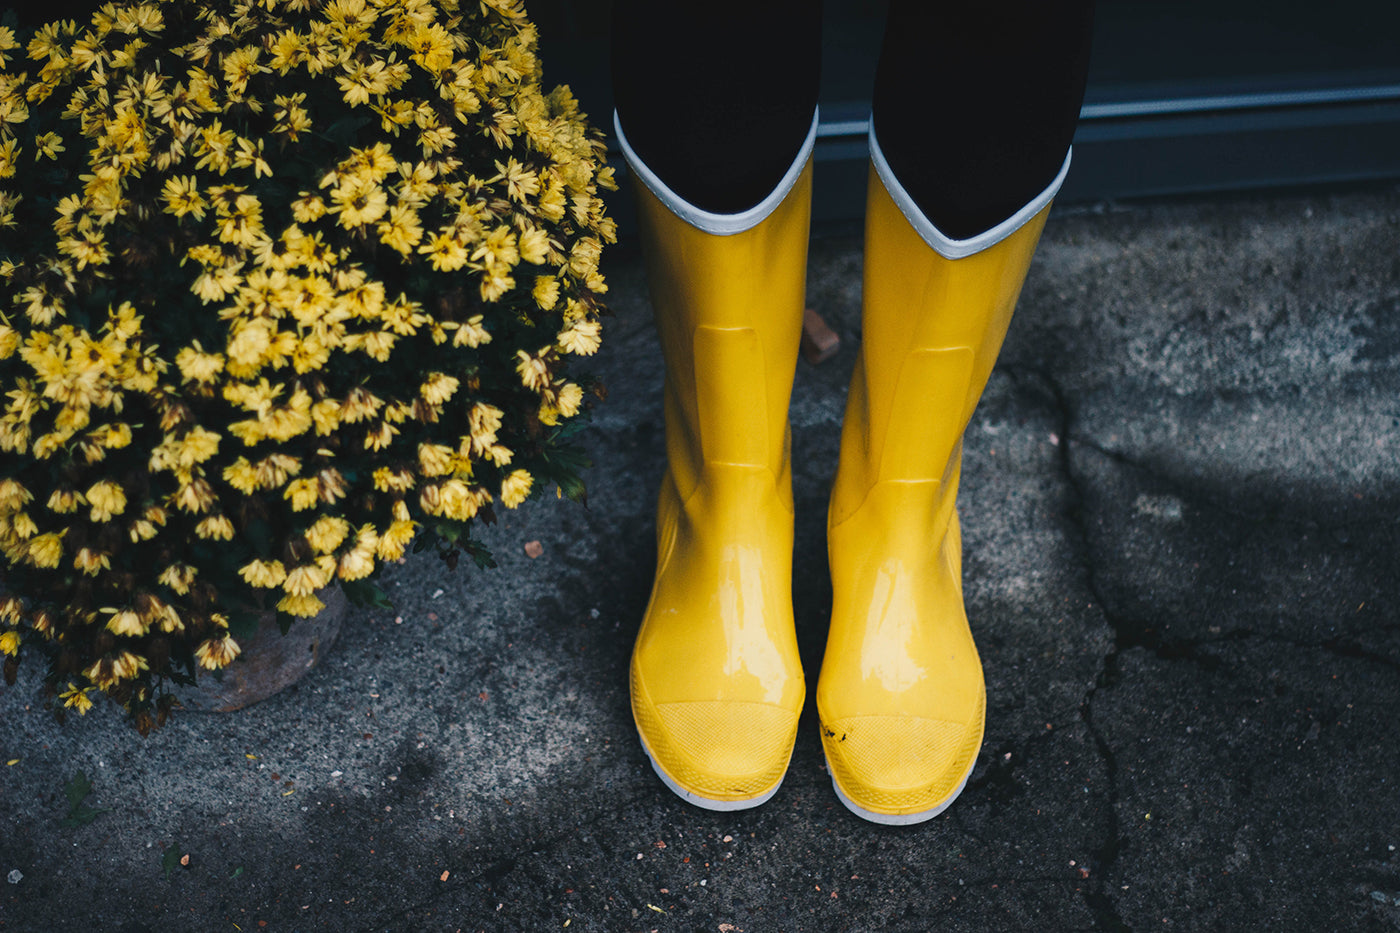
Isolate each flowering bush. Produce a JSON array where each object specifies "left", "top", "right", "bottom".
[{"left": 0, "top": 0, "right": 615, "bottom": 730}]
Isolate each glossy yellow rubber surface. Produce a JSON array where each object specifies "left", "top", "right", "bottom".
[
  {"left": 630, "top": 162, "right": 813, "bottom": 808},
  {"left": 817, "top": 164, "right": 1050, "bottom": 823}
]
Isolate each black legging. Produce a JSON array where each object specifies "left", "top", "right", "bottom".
[{"left": 612, "top": 1, "right": 1095, "bottom": 239}]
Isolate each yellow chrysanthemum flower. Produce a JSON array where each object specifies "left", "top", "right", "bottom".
[
  {"left": 7, "top": 512, "right": 37, "bottom": 539},
  {"left": 286, "top": 559, "right": 332, "bottom": 597},
  {"left": 375, "top": 519, "right": 415, "bottom": 561},
  {"left": 310, "top": 397, "right": 343, "bottom": 435},
  {"left": 60, "top": 682, "right": 95, "bottom": 714},
  {"left": 362, "top": 420, "right": 398, "bottom": 450},
  {"left": 0, "top": 0, "right": 613, "bottom": 728},
  {"left": 175, "top": 343, "right": 225, "bottom": 384},
  {"left": 158, "top": 563, "right": 197, "bottom": 595},
  {"left": 161, "top": 175, "right": 207, "bottom": 218},
  {"left": 305, "top": 515, "right": 350, "bottom": 554},
  {"left": 254, "top": 453, "right": 302, "bottom": 489},
  {"left": 105, "top": 609, "right": 146, "bottom": 638},
  {"left": 277, "top": 592, "right": 325, "bottom": 618},
  {"left": 317, "top": 468, "right": 349, "bottom": 504},
  {"left": 417, "top": 443, "right": 456, "bottom": 477},
  {"left": 372, "top": 466, "right": 414, "bottom": 493},
  {"left": 377, "top": 203, "right": 423, "bottom": 254},
  {"left": 222, "top": 45, "right": 267, "bottom": 98},
  {"left": 86, "top": 480, "right": 128, "bottom": 522},
  {"left": 418, "top": 229, "right": 469, "bottom": 271},
  {"left": 172, "top": 478, "right": 216, "bottom": 514},
  {"left": 85, "top": 650, "right": 149, "bottom": 689},
  {"left": 45, "top": 489, "right": 82, "bottom": 514},
  {"left": 514, "top": 348, "right": 550, "bottom": 392},
  {"left": 128, "top": 518, "right": 159, "bottom": 543},
  {"left": 34, "top": 131, "right": 65, "bottom": 161},
  {"left": 418, "top": 373, "right": 459, "bottom": 406},
  {"left": 330, "top": 177, "right": 388, "bottom": 228},
  {"left": 467, "top": 402, "right": 503, "bottom": 455},
  {"left": 291, "top": 193, "right": 328, "bottom": 222},
  {"left": 223, "top": 458, "right": 260, "bottom": 494},
  {"left": 337, "top": 525, "right": 378, "bottom": 580},
  {"left": 531, "top": 275, "right": 560, "bottom": 311},
  {"left": 27, "top": 532, "right": 64, "bottom": 568},
  {"left": 195, "top": 635, "right": 241, "bottom": 670},
  {"left": 557, "top": 319, "right": 601, "bottom": 356},
  {"left": 452, "top": 314, "right": 492, "bottom": 348},
  {"left": 556, "top": 382, "right": 584, "bottom": 418},
  {"left": 500, "top": 469, "right": 533, "bottom": 508},
  {"left": 239, "top": 559, "right": 287, "bottom": 589},
  {"left": 195, "top": 514, "right": 235, "bottom": 540},
  {"left": 404, "top": 22, "right": 454, "bottom": 73},
  {"left": 284, "top": 477, "right": 320, "bottom": 511}
]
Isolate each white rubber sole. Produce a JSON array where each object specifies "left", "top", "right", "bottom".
[
  {"left": 827, "top": 757, "right": 974, "bottom": 826},
  {"left": 638, "top": 729, "right": 787, "bottom": 812}
]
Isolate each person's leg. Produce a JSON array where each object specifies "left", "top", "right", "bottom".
[
  {"left": 611, "top": 1, "right": 821, "bottom": 213},
  {"left": 818, "top": 0, "right": 1095, "bottom": 824},
  {"left": 872, "top": 0, "right": 1096, "bottom": 240},
  {"left": 612, "top": 2, "right": 822, "bottom": 809}
]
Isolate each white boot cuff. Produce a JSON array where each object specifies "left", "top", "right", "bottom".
[
  {"left": 615, "top": 108, "right": 819, "bottom": 236},
  {"left": 869, "top": 122, "right": 1071, "bottom": 260}
]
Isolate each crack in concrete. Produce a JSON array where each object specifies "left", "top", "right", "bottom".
[
  {"left": 1316, "top": 636, "right": 1400, "bottom": 673},
  {"left": 1067, "top": 434, "right": 1386, "bottom": 534},
  {"left": 1029, "top": 366, "right": 1136, "bottom": 933},
  {"left": 1000, "top": 368, "right": 1400, "bottom": 931},
  {"left": 998, "top": 367, "right": 1391, "bottom": 536},
  {"left": 358, "top": 356, "right": 1394, "bottom": 933},
  {"left": 1118, "top": 626, "right": 1400, "bottom": 674}
]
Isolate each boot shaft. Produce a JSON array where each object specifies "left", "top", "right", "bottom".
[
  {"left": 634, "top": 163, "right": 813, "bottom": 501},
  {"left": 830, "top": 162, "right": 1050, "bottom": 532}
]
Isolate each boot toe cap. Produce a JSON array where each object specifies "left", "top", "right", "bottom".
[
  {"left": 635, "top": 699, "right": 799, "bottom": 806},
  {"left": 820, "top": 712, "right": 984, "bottom": 823}
]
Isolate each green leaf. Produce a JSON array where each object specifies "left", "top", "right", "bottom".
[
  {"left": 552, "top": 416, "right": 592, "bottom": 441},
  {"left": 556, "top": 472, "right": 588, "bottom": 506},
  {"left": 342, "top": 578, "right": 394, "bottom": 610},
  {"left": 464, "top": 541, "right": 497, "bottom": 571},
  {"left": 167, "top": 669, "right": 197, "bottom": 688},
  {"left": 227, "top": 608, "right": 262, "bottom": 643},
  {"left": 321, "top": 114, "right": 371, "bottom": 147},
  {"left": 162, "top": 846, "right": 181, "bottom": 881},
  {"left": 63, "top": 771, "right": 92, "bottom": 810},
  {"left": 59, "top": 804, "right": 107, "bottom": 829},
  {"left": 241, "top": 517, "right": 273, "bottom": 558},
  {"left": 59, "top": 771, "right": 110, "bottom": 829},
  {"left": 536, "top": 443, "right": 591, "bottom": 506},
  {"left": 544, "top": 446, "right": 592, "bottom": 474}
]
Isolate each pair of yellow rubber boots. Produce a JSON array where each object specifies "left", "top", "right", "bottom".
[{"left": 624, "top": 122, "right": 1055, "bottom": 824}]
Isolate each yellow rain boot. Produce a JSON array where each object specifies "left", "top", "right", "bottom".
[
  {"left": 816, "top": 132, "right": 1067, "bottom": 824},
  {"left": 618, "top": 114, "right": 817, "bottom": 809}
]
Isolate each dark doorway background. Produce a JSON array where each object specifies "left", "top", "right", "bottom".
[
  {"left": 530, "top": 0, "right": 1400, "bottom": 225},
  {"left": 5, "top": 0, "right": 1397, "bottom": 223}
]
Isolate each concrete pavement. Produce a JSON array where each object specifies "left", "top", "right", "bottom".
[{"left": 2, "top": 183, "right": 1399, "bottom": 932}]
